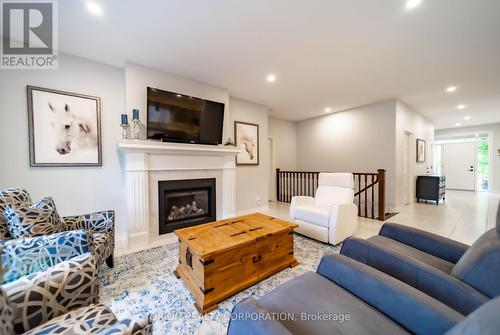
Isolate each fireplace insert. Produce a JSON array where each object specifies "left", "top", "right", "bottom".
[{"left": 158, "top": 178, "right": 216, "bottom": 234}]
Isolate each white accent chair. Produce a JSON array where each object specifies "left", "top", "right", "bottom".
[{"left": 289, "top": 173, "right": 358, "bottom": 245}]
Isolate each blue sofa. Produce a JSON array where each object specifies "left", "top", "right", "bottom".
[
  {"left": 340, "top": 212, "right": 500, "bottom": 315},
  {"left": 227, "top": 253, "right": 500, "bottom": 335}
]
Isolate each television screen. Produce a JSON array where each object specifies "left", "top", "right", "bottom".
[{"left": 147, "top": 87, "right": 224, "bottom": 144}]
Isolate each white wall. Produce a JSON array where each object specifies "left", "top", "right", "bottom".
[
  {"left": 395, "top": 101, "right": 435, "bottom": 207},
  {"left": 0, "top": 54, "right": 128, "bottom": 236},
  {"left": 268, "top": 117, "right": 297, "bottom": 201},
  {"left": 125, "top": 62, "right": 231, "bottom": 141},
  {"left": 230, "top": 98, "right": 270, "bottom": 212},
  {"left": 296, "top": 100, "right": 398, "bottom": 207},
  {"left": 125, "top": 63, "right": 270, "bottom": 212},
  {"left": 436, "top": 123, "right": 500, "bottom": 193},
  {"left": 0, "top": 55, "right": 273, "bottom": 247},
  {"left": 268, "top": 117, "right": 297, "bottom": 170}
]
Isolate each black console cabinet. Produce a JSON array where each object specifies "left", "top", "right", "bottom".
[{"left": 416, "top": 176, "right": 446, "bottom": 205}]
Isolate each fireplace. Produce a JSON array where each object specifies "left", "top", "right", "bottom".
[{"left": 158, "top": 178, "right": 216, "bottom": 234}]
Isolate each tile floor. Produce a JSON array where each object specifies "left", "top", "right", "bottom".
[{"left": 265, "top": 190, "right": 500, "bottom": 245}]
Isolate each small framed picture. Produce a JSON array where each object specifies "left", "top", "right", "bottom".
[
  {"left": 235, "top": 121, "right": 259, "bottom": 165},
  {"left": 27, "top": 86, "right": 102, "bottom": 167},
  {"left": 416, "top": 138, "right": 426, "bottom": 163}
]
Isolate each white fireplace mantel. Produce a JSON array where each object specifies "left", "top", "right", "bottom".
[
  {"left": 117, "top": 140, "right": 241, "bottom": 254},
  {"left": 118, "top": 139, "right": 242, "bottom": 156}
]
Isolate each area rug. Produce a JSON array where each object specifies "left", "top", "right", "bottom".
[{"left": 99, "top": 234, "right": 340, "bottom": 335}]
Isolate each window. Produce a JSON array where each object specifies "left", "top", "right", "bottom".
[{"left": 476, "top": 140, "right": 489, "bottom": 191}]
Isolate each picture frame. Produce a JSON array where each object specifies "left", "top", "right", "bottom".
[
  {"left": 234, "top": 121, "right": 259, "bottom": 165},
  {"left": 416, "top": 138, "right": 426, "bottom": 163},
  {"left": 27, "top": 85, "right": 102, "bottom": 167}
]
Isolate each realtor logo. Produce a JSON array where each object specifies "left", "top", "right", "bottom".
[{"left": 1, "top": 0, "right": 58, "bottom": 69}]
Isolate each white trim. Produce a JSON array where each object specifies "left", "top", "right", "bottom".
[
  {"left": 117, "top": 139, "right": 241, "bottom": 156},
  {"left": 268, "top": 136, "right": 276, "bottom": 202},
  {"left": 118, "top": 141, "right": 241, "bottom": 253}
]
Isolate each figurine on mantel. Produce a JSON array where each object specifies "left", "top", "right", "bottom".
[{"left": 224, "top": 137, "right": 235, "bottom": 146}]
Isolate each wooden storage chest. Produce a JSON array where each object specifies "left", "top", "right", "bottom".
[{"left": 174, "top": 212, "right": 299, "bottom": 314}]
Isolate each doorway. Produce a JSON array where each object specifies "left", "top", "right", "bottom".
[
  {"left": 442, "top": 142, "right": 476, "bottom": 191},
  {"left": 437, "top": 133, "right": 491, "bottom": 192}
]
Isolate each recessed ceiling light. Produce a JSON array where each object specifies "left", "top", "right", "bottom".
[
  {"left": 446, "top": 86, "right": 457, "bottom": 93},
  {"left": 457, "top": 104, "right": 466, "bottom": 110},
  {"left": 405, "top": 0, "right": 422, "bottom": 10},
  {"left": 324, "top": 107, "right": 331, "bottom": 113},
  {"left": 455, "top": 122, "right": 462, "bottom": 127},
  {"left": 176, "top": 94, "right": 182, "bottom": 97},
  {"left": 464, "top": 116, "right": 471, "bottom": 120},
  {"left": 266, "top": 74, "right": 276, "bottom": 83},
  {"left": 87, "top": 2, "right": 103, "bottom": 15}
]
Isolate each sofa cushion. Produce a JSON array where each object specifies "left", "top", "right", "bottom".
[
  {"left": 368, "top": 235, "right": 455, "bottom": 274},
  {"left": 0, "top": 188, "right": 32, "bottom": 240},
  {"left": 294, "top": 205, "right": 330, "bottom": 227},
  {"left": 341, "top": 237, "right": 488, "bottom": 316},
  {"left": 452, "top": 228, "right": 500, "bottom": 298},
  {"left": 4, "top": 197, "right": 62, "bottom": 239},
  {"left": 257, "top": 271, "right": 410, "bottom": 335},
  {"left": 446, "top": 297, "right": 500, "bottom": 335}
]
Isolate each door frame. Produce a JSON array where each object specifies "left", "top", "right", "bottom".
[
  {"left": 402, "top": 131, "right": 413, "bottom": 205},
  {"left": 435, "top": 130, "right": 493, "bottom": 192},
  {"left": 268, "top": 136, "right": 276, "bottom": 201}
]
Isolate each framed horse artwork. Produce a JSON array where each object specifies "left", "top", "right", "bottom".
[
  {"left": 27, "top": 86, "right": 102, "bottom": 167},
  {"left": 235, "top": 121, "right": 259, "bottom": 166}
]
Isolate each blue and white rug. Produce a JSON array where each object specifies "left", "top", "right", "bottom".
[{"left": 99, "top": 234, "right": 340, "bottom": 335}]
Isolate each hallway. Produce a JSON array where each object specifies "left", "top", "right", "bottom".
[{"left": 267, "top": 190, "right": 500, "bottom": 245}]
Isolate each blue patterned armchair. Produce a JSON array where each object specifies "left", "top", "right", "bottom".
[
  {"left": 0, "top": 188, "right": 115, "bottom": 271},
  {"left": 0, "top": 253, "right": 152, "bottom": 335}
]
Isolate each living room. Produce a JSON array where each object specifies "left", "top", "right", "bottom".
[{"left": 1, "top": 1, "right": 500, "bottom": 334}]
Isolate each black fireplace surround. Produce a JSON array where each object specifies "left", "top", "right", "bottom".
[{"left": 158, "top": 178, "right": 216, "bottom": 234}]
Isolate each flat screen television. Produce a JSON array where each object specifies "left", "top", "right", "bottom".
[{"left": 146, "top": 87, "right": 225, "bottom": 145}]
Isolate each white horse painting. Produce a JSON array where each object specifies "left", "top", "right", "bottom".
[
  {"left": 240, "top": 134, "right": 255, "bottom": 160},
  {"left": 48, "top": 102, "right": 97, "bottom": 155},
  {"left": 235, "top": 121, "right": 259, "bottom": 165},
  {"left": 28, "top": 86, "right": 101, "bottom": 166}
]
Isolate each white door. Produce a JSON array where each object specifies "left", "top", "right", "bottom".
[{"left": 442, "top": 142, "right": 476, "bottom": 191}]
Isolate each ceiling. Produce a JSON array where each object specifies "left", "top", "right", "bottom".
[{"left": 58, "top": 0, "right": 500, "bottom": 129}]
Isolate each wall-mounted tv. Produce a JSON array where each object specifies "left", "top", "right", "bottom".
[{"left": 147, "top": 87, "right": 225, "bottom": 145}]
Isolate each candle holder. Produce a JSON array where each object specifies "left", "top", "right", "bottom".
[
  {"left": 132, "top": 119, "right": 140, "bottom": 140},
  {"left": 120, "top": 114, "right": 129, "bottom": 139},
  {"left": 121, "top": 124, "right": 129, "bottom": 139},
  {"left": 132, "top": 108, "right": 141, "bottom": 140}
]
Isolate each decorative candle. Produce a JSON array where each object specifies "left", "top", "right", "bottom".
[
  {"left": 121, "top": 114, "right": 128, "bottom": 125},
  {"left": 132, "top": 108, "right": 140, "bottom": 121}
]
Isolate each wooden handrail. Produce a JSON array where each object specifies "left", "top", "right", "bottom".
[{"left": 276, "top": 169, "right": 386, "bottom": 221}]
